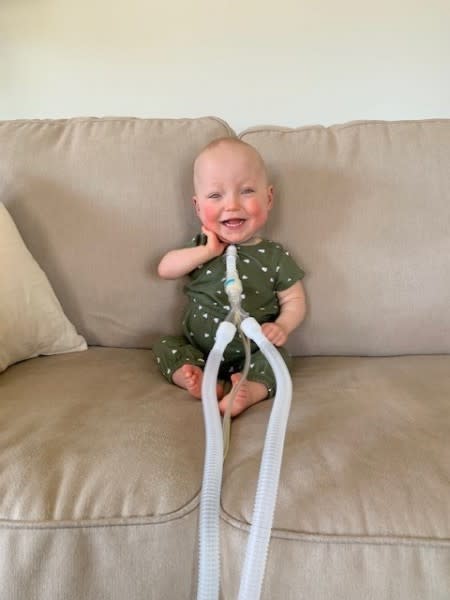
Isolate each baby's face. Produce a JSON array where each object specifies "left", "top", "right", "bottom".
[{"left": 193, "top": 143, "right": 273, "bottom": 245}]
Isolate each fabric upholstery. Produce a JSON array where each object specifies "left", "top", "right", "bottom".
[
  {"left": 241, "top": 120, "right": 450, "bottom": 356},
  {"left": 0, "top": 516, "right": 199, "bottom": 600},
  {"left": 2, "top": 118, "right": 449, "bottom": 356},
  {"left": 221, "top": 526, "right": 450, "bottom": 600},
  {"left": 220, "top": 354, "right": 450, "bottom": 598},
  {"left": 223, "top": 356, "right": 450, "bottom": 538},
  {"left": 0, "top": 117, "right": 234, "bottom": 349},
  {"left": 0, "top": 348, "right": 203, "bottom": 600},
  {"left": 1, "top": 352, "right": 448, "bottom": 599},
  {"left": 1, "top": 117, "right": 449, "bottom": 600},
  {"left": 0, "top": 348, "right": 204, "bottom": 521}
]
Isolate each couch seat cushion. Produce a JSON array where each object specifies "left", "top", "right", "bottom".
[
  {"left": 0, "top": 348, "right": 204, "bottom": 522},
  {"left": 222, "top": 355, "right": 450, "bottom": 541}
]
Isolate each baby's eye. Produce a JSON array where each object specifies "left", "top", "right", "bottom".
[
  {"left": 241, "top": 188, "right": 255, "bottom": 195},
  {"left": 207, "top": 192, "right": 221, "bottom": 200}
]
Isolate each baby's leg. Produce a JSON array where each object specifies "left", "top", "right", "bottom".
[
  {"left": 153, "top": 335, "right": 225, "bottom": 400},
  {"left": 153, "top": 335, "right": 205, "bottom": 392}
]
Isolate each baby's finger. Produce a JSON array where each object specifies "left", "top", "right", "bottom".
[
  {"left": 262, "top": 324, "right": 276, "bottom": 341},
  {"left": 274, "top": 333, "right": 286, "bottom": 347}
]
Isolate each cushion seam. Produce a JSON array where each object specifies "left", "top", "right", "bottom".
[
  {"left": 0, "top": 494, "right": 200, "bottom": 530},
  {"left": 239, "top": 118, "right": 450, "bottom": 138},
  {"left": 220, "top": 512, "right": 450, "bottom": 548}
]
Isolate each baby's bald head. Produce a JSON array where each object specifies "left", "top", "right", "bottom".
[{"left": 193, "top": 137, "right": 269, "bottom": 192}]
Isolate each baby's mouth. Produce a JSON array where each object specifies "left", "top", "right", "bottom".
[{"left": 221, "top": 219, "right": 246, "bottom": 228}]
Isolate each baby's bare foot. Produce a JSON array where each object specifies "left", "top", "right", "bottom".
[
  {"left": 218, "top": 373, "right": 268, "bottom": 417},
  {"left": 181, "top": 364, "right": 203, "bottom": 398},
  {"left": 172, "top": 364, "right": 224, "bottom": 400}
]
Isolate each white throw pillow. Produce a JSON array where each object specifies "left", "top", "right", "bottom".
[{"left": 0, "top": 203, "right": 87, "bottom": 372}]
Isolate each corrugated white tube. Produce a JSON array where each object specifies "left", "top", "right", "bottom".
[
  {"left": 197, "top": 321, "right": 236, "bottom": 600},
  {"left": 238, "top": 317, "right": 293, "bottom": 600}
]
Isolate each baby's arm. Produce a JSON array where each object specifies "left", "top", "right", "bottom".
[
  {"left": 262, "top": 281, "right": 306, "bottom": 346},
  {"left": 158, "top": 227, "right": 226, "bottom": 279}
]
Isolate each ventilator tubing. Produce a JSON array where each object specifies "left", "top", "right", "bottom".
[
  {"left": 237, "top": 317, "right": 292, "bottom": 600},
  {"left": 197, "top": 326, "right": 292, "bottom": 600},
  {"left": 197, "top": 246, "right": 293, "bottom": 600},
  {"left": 197, "top": 321, "right": 236, "bottom": 600}
]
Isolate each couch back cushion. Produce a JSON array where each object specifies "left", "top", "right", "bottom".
[
  {"left": 0, "top": 117, "right": 233, "bottom": 348},
  {"left": 241, "top": 120, "right": 450, "bottom": 355},
  {"left": 1, "top": 118, "right": 449, "bottom": 355}
]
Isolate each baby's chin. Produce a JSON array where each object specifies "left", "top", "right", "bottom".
[
  {"left": 217, "top": 232, "right": 252, "bottom": 245},
  {"left": 215, "top": 226, "right": 259, "bottom": 246}
]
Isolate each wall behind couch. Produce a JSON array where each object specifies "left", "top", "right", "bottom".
[{"left": 1, "top": 0, "right": 449, "bottom": 131}]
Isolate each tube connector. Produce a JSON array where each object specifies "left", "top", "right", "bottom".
[
  {"left": 214, "top": 321, "right": 236, "bottom": 351},
  {"left": 225, "top": 245, "right": 243, "bottom": 307},
  {"left": 240, "top": 317, "right": 266, "bottom": 346}
]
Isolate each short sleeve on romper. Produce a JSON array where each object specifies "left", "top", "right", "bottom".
[
  {"left": 275, "top": 245, "right": 305, "bottom": 291},
  {"left": 188, "top": 233, "right": 207, "bottom": 248}
]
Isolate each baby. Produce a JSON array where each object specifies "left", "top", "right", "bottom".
[{"left": 154, "top": 137, "right": 306, "bottom": 416}]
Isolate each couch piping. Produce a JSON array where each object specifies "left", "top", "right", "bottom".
[
  {"left": 239, "top": 118, "right": 450, "bottom": 138},
  {"left": 220, "top": 512, "right": 450, "bottom": 548},
  {"left": 0, "top": 493, "right": 201, "bottom": 530}
]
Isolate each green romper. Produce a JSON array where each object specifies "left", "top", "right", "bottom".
[{"left": 153, "top": 236, "right": 305, "bottom": 397}]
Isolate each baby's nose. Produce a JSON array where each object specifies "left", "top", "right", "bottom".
[{"left": 224, "top": 193, "right": 241, "bottom": 209}]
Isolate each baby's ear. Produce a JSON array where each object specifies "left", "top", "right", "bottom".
[
  {"left": 267, "top": 185, "right": 274, "bottom": 209},
  {"left": 192, "top": 196, "right": 199, "bottom": 214}
]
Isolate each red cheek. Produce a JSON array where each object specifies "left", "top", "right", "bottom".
[{"left": 200, "top": 205, "right": 219, "bottom": 226}]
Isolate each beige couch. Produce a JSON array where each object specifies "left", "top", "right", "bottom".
[{"left": 0, "top": 116, "right": 449, "bottom": 600}]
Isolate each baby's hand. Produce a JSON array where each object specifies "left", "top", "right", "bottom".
[
  {"left": 202, "top": 226, "right": 227, "bottom": 258},
  {"left": 261, "top": 322, "right": 288, "bottom": 346}
]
